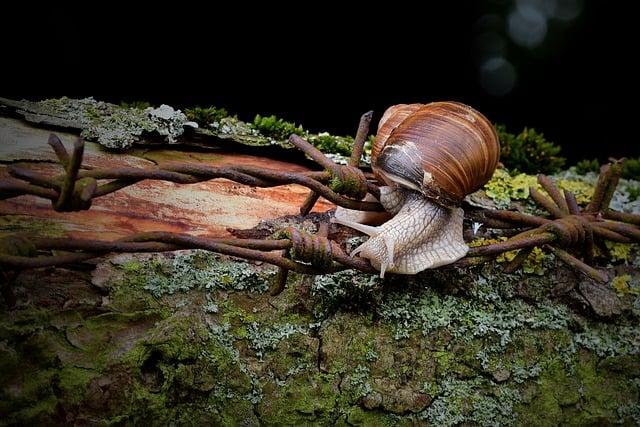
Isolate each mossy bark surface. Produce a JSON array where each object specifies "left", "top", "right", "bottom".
[
  {"left": 1, "top": 246, "right": 639, "bottom": 426},
  {"left": 1, "top": 99, "right": 640, "bottom": 425}
]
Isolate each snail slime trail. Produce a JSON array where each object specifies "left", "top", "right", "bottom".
[{"left": 333, "top": 102, "right": 500, "bottom": 277}]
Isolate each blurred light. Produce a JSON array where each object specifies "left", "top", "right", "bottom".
[
  {"left": 473, "top": 32, "right": 507, "bottom": 59},
  {"left": 517, "top": 0, "right": 554, "bottom": 17},
  {"left": 508, "top": 3, "right": 548, "bottom": 48},
  {"left": 547, "top": 0, "right": 583, "bottom": 21},
  {"left": 473, "top": 13, "right": 503, "bottom": 31},
  {"left": 479, "top": 57, "right": 517, "bottom": 96}
]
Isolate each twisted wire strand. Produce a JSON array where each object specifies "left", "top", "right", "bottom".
[
  {"left": 2, "top": 128, "right": 640, "bottom": 291},
  {"left": 4, "top": 134, "right": 383, "bottom": 213}
]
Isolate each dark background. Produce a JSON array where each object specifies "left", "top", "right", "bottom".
[{"left": 3, "top": 1, "right": 635, "bottom": 165}]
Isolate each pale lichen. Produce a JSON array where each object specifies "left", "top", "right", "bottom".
[
  {"left": 419, "top": 377, "right": 521, "bottom": 426},
  {"left": 4, "top": 97, "right": 196, "bottom": 149},
  {"left": 117, "top": 250, "right": 273, "bottom": 298},
  {"left": 245, "top": 322, "right": 307, "bottom": 360},
  {"left": 573, "top": 325, "right": 640, "bottom": 357}
]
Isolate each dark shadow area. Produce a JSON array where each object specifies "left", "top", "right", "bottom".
[{"left": 2, "top": 2, "right": 635, "bottom": 164}]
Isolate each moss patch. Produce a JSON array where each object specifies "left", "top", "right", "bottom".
[{"left": 2, "top": 245, "right": 639, "bottom": 425}]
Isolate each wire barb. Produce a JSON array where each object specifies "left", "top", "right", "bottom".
[
  {"left": 1, "top": 119, "right": 639, "bottom": 293},
  {"left": 468, "top": 169, "right": 640, "bottom": 284}
]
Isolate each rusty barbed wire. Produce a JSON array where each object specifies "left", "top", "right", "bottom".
[
  {"left": 3, "top": 126, "right": 383, "bottom": 213},
  {"left": 466, "top": 161, "right": 640, "bottom": 283},
  {"left": 1, "top": 112, "right": 640, "bottom": 298}
]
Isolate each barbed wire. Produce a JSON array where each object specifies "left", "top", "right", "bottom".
[{"left": 1, "top": 111, "right": 640, "bottom": 298}]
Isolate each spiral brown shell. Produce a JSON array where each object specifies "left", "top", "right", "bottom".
[{"left": 372, "top": 101, "right": 500, "bottom": 206}]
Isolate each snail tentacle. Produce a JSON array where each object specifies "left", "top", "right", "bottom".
[
  {"left": 333, "top": 187, "right": 468, "bottom": 277},
  {"left": 331, "top": 217, "right": 379, "bottom": 237}
]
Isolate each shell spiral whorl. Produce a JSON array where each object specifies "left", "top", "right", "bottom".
[
  {"left": 372, "top": 101, "right": 500, "bottom": 206},
  {"left": 333, "top": 101, "right": 500, "bottom": 277}
]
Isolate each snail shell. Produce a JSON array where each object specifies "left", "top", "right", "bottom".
[
  {"left": 333, "top": 101, "right": 500, "bottom": 277},
  {"left": 373, "top": 101, "right": 500, "bottom": 206}
]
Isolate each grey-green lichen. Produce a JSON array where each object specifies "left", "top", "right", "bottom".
[
  {"left": 246, "top": 322, "right": 308, "bottom": 360},
  {"left": 2, "top": 238, "right": 640, "bottom": 425},
  {"left": 113, "top": 250, "right": 274, "bottom": 298},
  {"left": 0, "top": 97, "right": 197, "bottom": 149},
  {"left": 1, "top": 97, "right": 373, "bottom": 162},
  {"left": 420, "top": 377, "right": 521, "bottom": 426},
  {"left": 3, "top": 250, "right": 640, "bottom": 425}
]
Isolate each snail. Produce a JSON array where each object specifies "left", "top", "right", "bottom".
[{"left": 332, "top": 101, "right": 500, "bottom": 277}]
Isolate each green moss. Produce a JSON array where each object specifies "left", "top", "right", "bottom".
[
  {"left": 342, "top": 406, "right": 402, "bottom": 426},
  {"left": 497, "top": 125, "right": 565, "bottom": 174},
  {"left": 220, "top": 298, "right": 256, "bottom": 325},
  {"left": 0, "top": 306, "right": 52, "bottom": 340},
  {"left": 257, "top": 372, "right": 339, "bottom": 424},
  {"left": 573, "top": 351, "right": 635, "bottom": 423},
  {"left": 0, "top": 340, "right": 19, "bottom": 382},
  {"left": 123, "top": 260, "right": 146, "bottom": 275},
  {"left": 7, "top": 395, "right": 58, "bottom": 424},
  {"left": 307, "top": 132, "right": 355, "bottom": 157},
  {"left": 0, "top": 215, "right": 67, "bottom": 238},
  {"left": 62, "top": 311, "right": 160, "bottom": 371},
  {"left": 112, "top": 312, "right": 258, "bottom": 424},
  {"left": 253, "top": 113, "right": 305, "bottom": 141},
  {"left": 57, "top": 366, "right": 98, "bottom": 402},
  {"left": 621, "top": 157, "right": 640, "bottom": 180},
  {"left": 119, "top": 100, "right": 153, "bottom": 110},
  {"left": 0, "top": 369, "right": 57, "bottom": 423},
  {"left": 185, "top": 105, "right": 229, "bottom": 126},
  {"left": 575, "top": 158, "right": 600, "bottom": 174},
  {"left": 517, "top": 382, "right": 561, "bottom": 424}
]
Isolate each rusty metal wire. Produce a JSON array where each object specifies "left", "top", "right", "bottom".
[
  {"left": 3, "top": 130, "right": 383, "bottom": 213},
  {"left": 466, "top": 161, "right": 640, "bottom": 283},
  {"left": 0, "top": 113, "right": 381, "bottom": 297},
  {"left": 1, "top": 112, "right": 640, "bottom": 296}
]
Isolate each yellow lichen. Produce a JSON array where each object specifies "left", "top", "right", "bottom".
[
  {"left": 468, "top": 237, "right": 507, "bottom": 248},
  {"left": 483, "top": 170, "right": 596, "bottom": 208},
  {"left": 605, "top": 242, "right": 634, "bottom": 262},
  {"left": 611, "top": 274, "right": 639, "bottom": 296},
  {"left": 521, "top": 247, "right": 548, "bottom": 275},
  {"left": 483, "top": 169, "right": 539, "bottom": 207},
  {"left": 556, "top": 180, "right": 595, "bottom": 205},
  {"left": 469, "top": 238, "right": 548, "bottom": 275}
]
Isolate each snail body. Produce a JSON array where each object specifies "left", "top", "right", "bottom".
[{"left": 333, "top": 101, "right": 500, "bottom": 277}]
